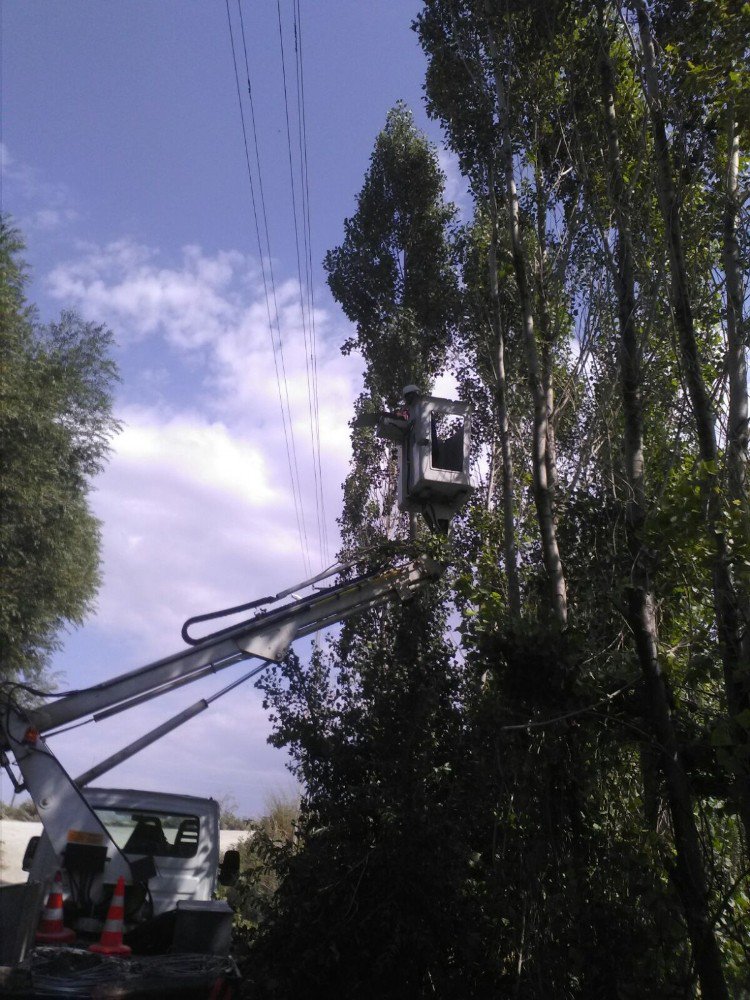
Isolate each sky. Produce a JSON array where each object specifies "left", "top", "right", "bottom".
[{"left": 1, "top": 1, "right": 467, "bottom": 814}]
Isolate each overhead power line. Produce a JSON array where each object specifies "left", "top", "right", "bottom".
[
  {"left": 275, "top": 0, "right": 329, "bottom": 565},
  {"left": 225, "top": 0, "right": 312, "bottom": 577},
  {"left": 292, "top": 0, "right": 329, "bottom": 564}
]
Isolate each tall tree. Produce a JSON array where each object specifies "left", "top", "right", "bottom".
[
  {"left": 630, "top": 0, "right": 750, "bottom": 849},
  {"left": 456, "top": 199, "right": 522, "bottom": 617},
  {"left": 247, "top": 105, "right": 490, "bottom": 998},
  {"left": 417, "top": 0, "right": 571, "bottom": 625},
  {"left": 0, "top": 220, "right": 120, "bottom": 682},
  {"left": 324, "top": 101, "right": 457, "bottom": 409},
  {"left": 594, "top": 11, "right": 728, "bottom": 991},
  {"left": 242, "top": 5, "right": 750, "bottom": 994}
]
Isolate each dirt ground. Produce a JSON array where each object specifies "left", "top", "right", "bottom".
[{"left": 0, "top": 820, "right": 247, "bottom": 885}]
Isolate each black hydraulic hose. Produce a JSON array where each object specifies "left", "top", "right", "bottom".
[
  {"left": 181, "top": 594, "right": 272, "bottom": 645},
  {"left": 180, "top": 564, "right": 387, "bottom": 647},
  {"left": 179, "top": 543, "right": 417, "bottom": 646}
]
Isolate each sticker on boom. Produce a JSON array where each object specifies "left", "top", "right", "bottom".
[{"left": 67, "top": 829, "right": 105, "bottom": 845}]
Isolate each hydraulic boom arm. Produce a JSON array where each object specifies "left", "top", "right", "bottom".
[
  {"left": 25, "top": 555, "right": 441, "bottom": 735},
  {"left": 0, "top": 555, "right": 441, "bottom": 886}
]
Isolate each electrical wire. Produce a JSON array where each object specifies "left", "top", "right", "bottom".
[
  {"left": 228, "top": 3, "right": 334, "bottom": 572},
  {"left": 275, "top": 0, "right": 327, "bottom": 567},
  {"left": 292, "top": 0, "right": 329, "bottom": 564},
  {"left": 235, "top": 0, "right": 314, "bottom": 577},
  {"left": 19, "top": 949, "right": 239, "bottom": 996},
  {"left": 225, "top": 0, "right": 312, "bottom": 577}
]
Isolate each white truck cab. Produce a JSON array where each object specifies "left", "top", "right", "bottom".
[{"left": 24, "top": 788, "right": 232, "bottom": 921}]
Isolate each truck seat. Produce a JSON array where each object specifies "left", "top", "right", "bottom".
[
  {"left": 125, "top": 818, "right": 168, "bottom": 855},
  {"left": 173, "top": 818, "right": 200, "bottom": 857}
]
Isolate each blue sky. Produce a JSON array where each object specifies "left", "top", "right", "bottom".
[{"left": 2, "top": 1, "right": 466, "bottom": 814}]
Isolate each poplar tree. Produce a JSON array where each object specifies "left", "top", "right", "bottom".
[
  {"left": 324, "top": 101, "right": 457, "bottom": 408},
  {"left": 243, "top": 5, "right": 750, "bottom": 994}
]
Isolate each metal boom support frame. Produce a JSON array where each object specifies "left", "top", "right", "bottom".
[{"left": 0, "top": 556, "right": 441, "bottom": 878}]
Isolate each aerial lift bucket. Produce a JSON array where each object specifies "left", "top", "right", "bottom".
[{"left": 372, "top": 385, "right": 473, "bottom": 533}]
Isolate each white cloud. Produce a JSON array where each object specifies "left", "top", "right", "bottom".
[
  {"left": 39, "top": 238, "right": 368, "bottom": 812},
  {"left": 1, "top": 143, "right": 79, "bottom": 232},
  {"left": 88, "top": 407, "right": 302, "bottom": 655},
  {"left": 47, "top": 241, "right": 243, "bottom": 349},
  {"left": 45, "top": 241, "right": 362, "bottom": 665},
  {"left": 31, "top": 208, "right": 79, "bottom": 231},
  {"left": 113, "top": 408, "right": 277, "bottom": 506}
]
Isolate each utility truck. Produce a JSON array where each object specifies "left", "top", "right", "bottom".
[{"left": 0, "top": 389, "right": 472, "bottom": 997}]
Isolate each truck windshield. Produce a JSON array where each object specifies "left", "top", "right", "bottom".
[{"left": 92, "top": 807, "right": 201, "bottom": 858}]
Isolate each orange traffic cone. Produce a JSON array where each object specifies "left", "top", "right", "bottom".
[
  {"left": 209, "top": 977, "right": 234, "bottom": 999},
  {"left": 89, "top": 876, "right": 131, "bottom": 956},
  {"left": 35, "top": 871, "right": 76, "bottom": 944}
]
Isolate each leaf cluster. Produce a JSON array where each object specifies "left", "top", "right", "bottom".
[{"left": 0, "top": 219, "right": 120, "bottom": 681}]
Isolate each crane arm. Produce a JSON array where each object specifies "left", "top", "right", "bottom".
[
  {"left": 23, "top": 555, "right": 440, "bottom": 737},
  {"left": 0, "top": 383, "right": 473, "bottom": 901},
  {"left": 71, "top": 555, "right": 443, "bottom": 787},
  {"left": 0, "top": 555, "right": 441, "bottom": 886}
]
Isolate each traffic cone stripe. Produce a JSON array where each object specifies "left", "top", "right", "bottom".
[
  {"left": 36, "top": 871, "right": 76, "bottom": 945},
  {"left": 89, "top": 875, "right": 131, "bottom": 956}
]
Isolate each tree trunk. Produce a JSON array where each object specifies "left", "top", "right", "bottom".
[
  {"left": 724, "top": 109, "right": 749, "bottom": 518},
  {"left": 723, "top": 101, "right": 750, "bottom": 694},
  {"left": 599, "top": 27, "right": 729, "bottom": 997},
  {"left": 533, "top": 138, "right": 559, "bottom": 505},
  {"left": 487, "top": 24, "right": 567, "bottom": 626},
  {"left": 633, "top": 0, "right": 750, "bottom": 850},
  {"left": 632, "top": 0, "right": 716, "bottom": 461},
  {"left": 487, "top": 168, "right": 522, "bottom": 618}
]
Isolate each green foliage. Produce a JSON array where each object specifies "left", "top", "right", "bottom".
[
  {"left": 227, "top": 790, "right": 299, "bottom": 947},
  {"left": 218, "top": 794, "right": 254, "bottom": 831},
  {"left": 0, "top": 799, "right": 39, "bottom": 821},
  {"left": 240, "top": 3, "right": 750, "bottom": 996},
  {"left": 0, "top": 219, "right": 120, "bottom": 681},
  {"left": 324, "top": 102, "right": 458, "bottom": 406},
  {"left": 245, "top": 607, "right": 496, "bottom": 998}
]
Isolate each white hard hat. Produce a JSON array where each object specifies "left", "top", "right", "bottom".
[{"left": 402, "top": 384, "right": 420, "bottom": 398}]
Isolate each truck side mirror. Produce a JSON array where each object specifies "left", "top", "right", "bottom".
[
  {"left": 22, "top": 836, "right": 40, "bottom": 872},
  {"left": 218, "top": 849, "right": 240, "bottom": 886}
]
